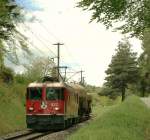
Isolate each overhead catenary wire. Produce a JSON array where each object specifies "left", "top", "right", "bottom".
[
  {"left": 19, "top": 25, "right": 51, "bottom": 57},
  {"left": 37, "top": 22, "right": 82, "bottom": 71},
  {"left": 24, "top": 12, "right": 82, "bottom": 72},
  {"left": 41, "top": 22, "right": 80, "bottom": 63},
  {"left": 21, "top": 19, "right": 84, "bottom": 82},
  {"left": 8, "top": 30, "right": 47, "bottom": 57},
  {"left": 22, "top": 22, "right": 57, "bottom": 58},
  {"left": 24, "top": 18, "right": 81, "bottom": 70},
  {"left": 38, "top": 22, "right": 60, "bottom": 42},
  {"left": 21, "top": 23, "right": 73, "bottom": 78},
  {"left": 11, "top": 20, "right": 82, "bottom": 82}
]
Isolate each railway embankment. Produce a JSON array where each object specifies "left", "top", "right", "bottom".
[
  {"left": 68, "top": 96, "right": 150, "bottom": 140},
  {"left": 0, "top": 82, "right": 26, "bottom": 135}
]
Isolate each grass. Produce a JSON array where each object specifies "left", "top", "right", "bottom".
[
  {"left": 88, "top": 92, "right": 121, "bottom": 107},
  {"left": 89, "top": 93, "right": 120, "bottom": 119},
  {"left": 0, "top": 82, "right": 26, "bottom": 135},
  {"left": 68, "top": 96, "right": 150, "bottom": 140}
]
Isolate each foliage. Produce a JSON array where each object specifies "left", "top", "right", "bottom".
[
  {"left": 0, "top": 0, "right": 30, "bottom": 66},
  {"left": 98, "top": 86, "right": 120, "bottom": 100},
  {"left": 14, "top": 73, "right": 28, "bottom": 84},
  {"left": 85, "top": 84, "right": 101, "bottom": 93},
  {"left": 0, "top": 39, "right": 5, "bottom": 69},
  {"left": 138, "top": 28, "right": 150, "bottom": 96},
  {"left": 77, "top": 0, "right": 149, "bottom": 97},
  {"left": 23, "top": 57, "right": 57, "bottom": 82},
  {"left": 0, "top": 0, "right": 19, "bottom": 39},
  {"left": 104, "top": 39, "right": 139, "bottom": 101},
  {"left": 77, "top": 0, "right": 150, "bottom": 37},
  {"left": 0, "top": 82, "right": 26, "bottom": 135},
  {"left": 0, "top": 66, "right": 14, "bottom": 83},
  {"left": 68, "top": 96, "right": 150, "bottom": 140}
]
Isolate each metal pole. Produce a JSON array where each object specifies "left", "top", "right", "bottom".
[
  {"left": 80, "top": 70, "right": 84, "bottom": 84},
  {"left": 53, "top": 43, "right": 64, "bottom": 81}
]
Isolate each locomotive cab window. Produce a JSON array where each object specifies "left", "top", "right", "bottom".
[
  {"left": 27, "top": 87, "right": 42, "bottom": 100},
  {"left": 46, "top": 88, "right": 64, "bottom": 100}
]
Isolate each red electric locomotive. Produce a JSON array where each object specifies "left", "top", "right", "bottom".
[{"left": 26, "top": 78, "right": 92, "bottom": 130}]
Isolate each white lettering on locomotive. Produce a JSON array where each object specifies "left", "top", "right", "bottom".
[{"left": 51, "top": 102, "right": 59, "bottom": 107}]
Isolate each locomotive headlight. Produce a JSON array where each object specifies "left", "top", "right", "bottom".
[
  {"left": 54, "top": 107, "right": 60, "bottom": 111},
  {"left": 29, "top": 107, "right": 34, "bottom": 111}
]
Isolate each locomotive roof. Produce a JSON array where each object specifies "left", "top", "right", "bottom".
[
  {"left": 28, "top": 82, "right": 65, "bottom": 88},
  {"left": 27, "top": 82, "right": 87, "bottom": 97},
  {"left": 67, "top": 83, "right": 87, "bottom": 97}
]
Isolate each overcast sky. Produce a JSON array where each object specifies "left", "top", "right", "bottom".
[{"left": 15, "top": 0, "right": 142, "bottom": 86}]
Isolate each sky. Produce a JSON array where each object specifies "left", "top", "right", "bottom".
[{"left": 14, "top": 0, "right": 142, "bottom": 86}]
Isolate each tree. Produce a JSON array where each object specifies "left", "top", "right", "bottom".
[
  {"left": 0, "top": 0, "right": 18, "bottom": 39},
  {"left": 0, "top": 0, "right": 31, "bottom": 82},
  {"left": 24, "top": 57, "right": 57, "bottom": 82},
  {"left": 105, "top": 40, "right": 139, "bottom": 101},
  {"left": 0, "top": 66, "right": 14, "bottom": 83},
  {"left": 77, "top": 0, "right": 150, "bottom": 37},
  {"left": 98, "top": 86, "right": 120, "bottom": 99},
  {"left": 138, "top": 28, "right": 150, "bottom": 96},
  {"left": 0, "top": 0, "right": 30, "bottom": 63}
]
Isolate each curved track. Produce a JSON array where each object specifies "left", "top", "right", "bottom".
[
  {"left": 0, "top": 119, "right": 91, "bottom": 140},
  {"left": 1, "top": 131, "right": 52, "bottom": 140}
]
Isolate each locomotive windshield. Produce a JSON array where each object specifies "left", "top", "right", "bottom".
[
  {"left": 27, "top": 87, "right": 42, "bottom": 100},
  {"left": 46, "top": 88, "right": 64, "bottom": 100}
]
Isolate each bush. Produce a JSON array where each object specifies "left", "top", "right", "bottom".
[
  {"left": 0, "top": 67, "right": 14, "bottom": 83},
  {"left": 98, "top": 86, "right": 120, "bottom": 99},
  {"left": 15, "top": 74, "right": 28, "bottom": 84},
  {"left": 0, "top": 82, "right": 26, "bottom": 135}
]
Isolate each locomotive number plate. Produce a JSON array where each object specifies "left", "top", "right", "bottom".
[{"left": 51, "top": 103, "right": 59, "bottom": 107}]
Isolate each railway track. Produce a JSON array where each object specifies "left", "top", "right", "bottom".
[
  {"left": 0, "top": 119, "right": 91, "bottom": 140},
  {"left": 1, "top": 131, "right": 52, "bottom": 140}
]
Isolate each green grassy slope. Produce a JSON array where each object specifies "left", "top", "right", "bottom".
[
  {"left": 0, "top": 82, "right": 26, "bottom": 135},
  {"left": 88, "top": 93, "right": 120, "bottom": 119},
  {"left": 68, "top": 96, "right": 150, "bottom": 140}
]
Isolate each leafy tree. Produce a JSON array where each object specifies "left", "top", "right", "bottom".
[
  {"left": 0, "top": 0, "right": 31, "bottom": 63},
  {"left": 0, "top": 66, "right": 14, "bottom": 83},
  {"left": 77, "top": 0, "right": 150, "bottom": 37},
  {"left": 0, "top": 0, "right": 31, "bottom": 82},
  {"left": 98, "top": 86, "right": 120, "bottom": 99},
  {"left": 85, "top": 84, "right": 101, "bottom": 93},
  {"left": 105, "top": 40, "right": 139, "bottom": 101},
  {"left": 0, "top": 0, "right": 18, "bottom": 39},
  {"left": 24, "top": 57, "right": 57, "bottom": 82}
]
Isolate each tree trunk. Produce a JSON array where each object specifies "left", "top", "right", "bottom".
[
  {"left": 121, "top": 87, "right": 126, "bottom": 101},
  {"left": 142, "top": 86, "right": 145, "bottom": 97},
  {"left": 0, "top": 47, "right": 4, "bottom": 71},
  {"left": 141, "top": 80, "right": 146, "bottom": 97}
]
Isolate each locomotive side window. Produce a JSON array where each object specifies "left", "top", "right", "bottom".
[
  {"left": 27, "top": 87, "right": 42, "bottom": 100},
  {"left": 46, "top": 88, "right": 64, "bottom": 100}
]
